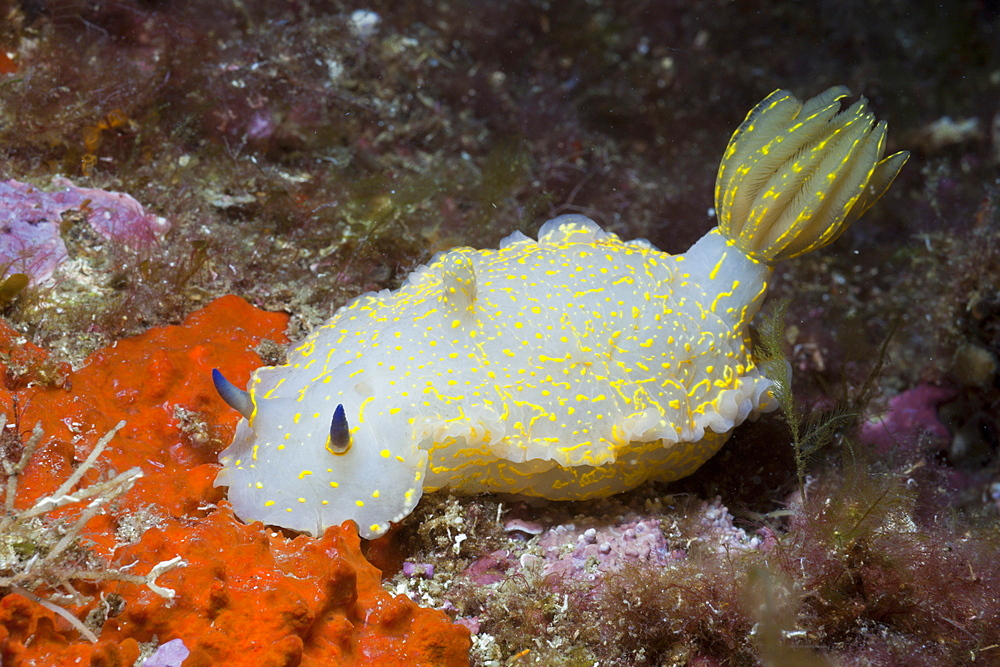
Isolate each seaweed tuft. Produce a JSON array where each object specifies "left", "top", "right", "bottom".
[{"left": 755, "top": 299, "right": 870, "bottom": 498}]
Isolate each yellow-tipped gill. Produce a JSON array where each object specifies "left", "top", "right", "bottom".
[{"left": 715, "top": 86, "right": 909, "bottom": 263}]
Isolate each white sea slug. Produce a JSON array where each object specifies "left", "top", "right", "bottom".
[{"left": 214, "top": 86, "right": 908, "bottom": 538}]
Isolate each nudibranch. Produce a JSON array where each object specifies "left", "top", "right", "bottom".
[{"left": 214, "top": 86, "right": 908, "bottom": 538}]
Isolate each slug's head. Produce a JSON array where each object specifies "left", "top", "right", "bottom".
[
  {"left": 212, "top": 368, "right": 427, "bottom": 539},
  {"left": 715, "top": 86, "right": 909, "bottom": 263}
]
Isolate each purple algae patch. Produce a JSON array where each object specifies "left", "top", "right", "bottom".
[{"left": 0, "top": 178, "right": 170, "bottom": 283}]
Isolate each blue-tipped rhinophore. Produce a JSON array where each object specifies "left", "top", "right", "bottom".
[
  {"left": 212, "top": 368, "right": 254, "bottom": 419},
  {"left": 327, "top": 404, "right": 351, "bottom": 453}
]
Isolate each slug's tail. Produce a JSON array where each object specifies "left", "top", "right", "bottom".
[{"left": 715, "top": 86, "right": 909, "bottom": 263}]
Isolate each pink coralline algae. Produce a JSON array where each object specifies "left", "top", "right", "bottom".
[
  {"left": 142, "top": 638, "right": 190, "bottom": 667},
  {"left": 527, "top": 518, "right": 677, "bottom": 581},
  {"left": 860, "top": 384, "right": 956, "bottom": 455},
  {"left": 0, "top": 178, "right": 170, "bottom": 283},
  {"left": 467, "top": 496, "right": 760, "bottom": 588}
]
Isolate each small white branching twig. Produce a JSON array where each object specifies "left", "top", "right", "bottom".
[{"left": 0, "top": 415, "right": 186, "bottom": 642}]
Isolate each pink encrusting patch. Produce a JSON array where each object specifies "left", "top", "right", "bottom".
[{"left": 0, "top": 178, "right": 170, "bottom": 283}]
